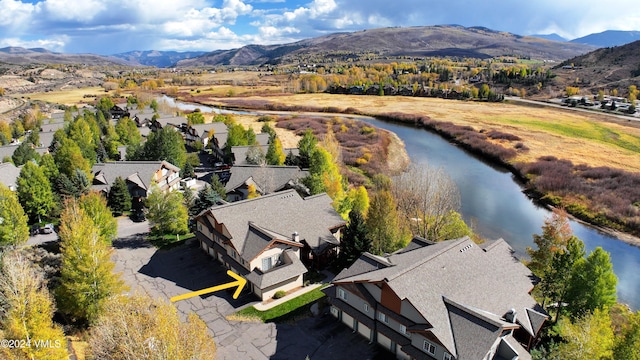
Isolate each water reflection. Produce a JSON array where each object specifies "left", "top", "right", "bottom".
[{"left": 365, "top": 118, "right": 640, "bottom": 310}]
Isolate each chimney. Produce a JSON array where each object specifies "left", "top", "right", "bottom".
[
  {"left": 292, "top": 231, "right": 299, "bottom": 242},
  {"left": 505, "top": 308, "right": 517, "bottom": 323}
]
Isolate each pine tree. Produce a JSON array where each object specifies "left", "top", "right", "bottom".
[
  {"left": 108, "top": 176, "right": 131, "bottom": 216},
  {"left": 339, "top": 210, "right": 370, "bottom": 268},
  {"left": 0, "top": 250, "right": 69, "bottom": 360},
  {"left": 55, "top": 199, "right": 126, "bottom": 325},
  {"left": 192, "top": 185, "right": 221, "bottom": 215},
  {"left": 297, "top": 129, "right": 317, "bottom": 169},
  {"left": 210, "top": 174, "right": 227, "bottom": 200}
]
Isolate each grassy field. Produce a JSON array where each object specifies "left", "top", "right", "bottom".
[
  {"left": 201, "top": 94, "right": 640, "bottom": 173},
  {"left": 22, "top": 87, "right": 111, "bottom": 105}
]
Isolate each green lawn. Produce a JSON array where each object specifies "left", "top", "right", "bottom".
[
  {"left": 147, "top": 232, "right": 194, "bottom": 248},
  {"left": 234, "top": 286, "right": 328, "bottom": 323}
]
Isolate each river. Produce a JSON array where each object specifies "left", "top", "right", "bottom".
[
  {"left": 363, "top": 118, "right": 640, "bottom": 310},
  {"left": 159, "top": 95, "right": 640, "bottom": 310}
]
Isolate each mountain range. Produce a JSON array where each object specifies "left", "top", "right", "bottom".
[{"left": 1, "top": 26, "right": 638, "bottom": 68}]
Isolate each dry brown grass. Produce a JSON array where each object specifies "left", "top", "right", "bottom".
[
  {"left": 232, "top": 114, "right": 301, "bottom": 148},
  {"left": 203, "top": 94, "right": 640, "bottom": 173},
  {"left": 22, "top": 87, "right": 111, "bottom": 105}
]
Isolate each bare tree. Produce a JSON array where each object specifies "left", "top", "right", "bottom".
[{"left": 392, "top": 164, "right": 461, "bottom": 241}]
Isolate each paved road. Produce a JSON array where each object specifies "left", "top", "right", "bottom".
[{"left": 112, "top": 217, "right": 384, "bottom": 360}]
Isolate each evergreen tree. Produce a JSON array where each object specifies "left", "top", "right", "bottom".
[
  {"left": 108, "top": 176, "right": 131, "bottom": 216},
  {"left": 54, "top": 168, "right": 90, "bottom": 198},
  {"left": 55, "top": 199, "right": 126, "bottom": 325},
  {"left": 0, "top": 183, "right": 29, "bottom": 246},
  {"left": 0, "top": 250, "right": 69, "bottom": 360},
  {"left": 339, "top": 210, "right": 370, "bottom": 268},
  {"left": 192, "top": 185, "right": 221, "bottom": 215},
  {"left": 565, "top": 247, "right": 617, "bottom": 318},
  {"left": 210, "top": 174, "right": 227, "bottom": 200},
  {"left": 17, "top": 162, "right": 55, "bottom": 223},
  {"left": 297, "top": 129, "right": 317, "bottom": 169},
  {"left": 11, "top": 140, "right": 39, "bottom": 166}
]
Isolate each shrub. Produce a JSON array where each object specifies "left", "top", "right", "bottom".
[{"left": 274, "top": 290, "right": 287, "bottom": 299}]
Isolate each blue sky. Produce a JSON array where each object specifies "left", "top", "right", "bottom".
[{"left": 1, "top": 0, "right": 639, "bottom": 54}]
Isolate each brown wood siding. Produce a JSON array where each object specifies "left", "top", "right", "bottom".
[{"left": 381, "top": 282, "right": 402, "bottom": 313}]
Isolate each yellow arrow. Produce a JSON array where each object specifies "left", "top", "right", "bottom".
[{"left": 170, "top": 270, "right": 247, "bottom": 302}]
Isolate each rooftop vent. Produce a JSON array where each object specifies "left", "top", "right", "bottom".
[{"left": 459, "top": 244, "right": 473, "bottom": 253}]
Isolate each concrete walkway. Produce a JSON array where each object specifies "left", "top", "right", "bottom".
[{"left": 254, "top": 270, "right": 335, "bottom": 311}]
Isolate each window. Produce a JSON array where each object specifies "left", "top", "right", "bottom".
[
  {"left": 443, "top": 353, "right": 452, "bottom": 360},
  {"left": 262, "top": 257, "right": 272, "bottom": 271},
  {"left": 399, "top": 324, "right": 407, "bottom": 335},
  {"left": 377, "top": 312, "right": 389, "bottom": 324},
  {"left": 423, "top": 340, "right": 436, "bottom": 355},
  {"left": 364, "top": 303, "right": 369, "bottom": 313},
  {"left": 338, "top": 288, "right": 347, "bottom": 301},
  {"left": 231, "top": 250, "right": 237, "bottom": 259}
]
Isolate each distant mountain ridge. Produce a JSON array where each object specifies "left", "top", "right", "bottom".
[
  {"left": 0, "top": 47, "right": 130, "bottom": 66},
  {"left": 110, "top": 50, "right": 207, "bottom": 67},
  {"left": 531, "top": 33, "right": 568, "bottom": 42},
  {"left": 176, "top": 25, "right": 595, "bottom": 67},
  {"left": 570, "top": 30, "right": 640, "bottom": 47},
  {"left": 555, "top": 40, "right": 640, "bottom": 90}
]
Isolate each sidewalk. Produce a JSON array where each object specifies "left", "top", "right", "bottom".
[{"left": 253, "top": 270, "right": 335, "bottom": 311}]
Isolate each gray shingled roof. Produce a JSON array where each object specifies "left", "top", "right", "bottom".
[
  {"left": 205, "top": 189, "right": 345, "bottom": 255},
  {"left": 245, "top": 249, "right": 307, "bottom": 288},
  {"left": 0, "top": 145, "right": 20, "bottom": 160},
  {"left": 334, "top": 237, "right": 546, "bottom": 358},
  {"left": 91, "top": 161, "right": 179, "bottom": 192},
  {"left": 225, "top": 165, "right": 309, "bottom": 194},
  {"left": 0, "top": 163, "right": 22, "bottom": 190},
  {"left": 189, "top": 123, "right": 227, "bottom": 139}
]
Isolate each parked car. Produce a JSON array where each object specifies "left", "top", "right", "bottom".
[
  {"left": 40, "top": 224, "right": 55, "bottom": 234},
  {"left": 30, "top": 225, "right": 40, "bottom": 236}
]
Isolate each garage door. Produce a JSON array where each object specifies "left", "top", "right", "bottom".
[
  {"left": 358, "top": 323, "right": 371, "bottom": 341},
  {"left": 342, "top": 313, "right": 354, "bottom": 330}
]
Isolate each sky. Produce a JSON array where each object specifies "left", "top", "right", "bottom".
[{"left": 1, "top": 0, "right": 639, "bottom": 55}]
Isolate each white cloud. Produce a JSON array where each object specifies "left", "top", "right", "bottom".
[
  {"left": 42, "top": 0, "right": 106, "bottom": 22},
  {"left": 0, "top": 0, "right": 37, "bottom": 29},
  {"left": 0, "top": 36, "right": 69, "bottom": 52}
]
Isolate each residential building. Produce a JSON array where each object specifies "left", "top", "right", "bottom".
[
  {"left": 195, "top": 189, "right": 346, "bottom": 299},
  {"left": 223, "top": 165, "right": 309, "bottom": 201},
  {"left": 0, "top": 162, "right": 22, "bottom": 191},
  {"left": 91, "top": 160, "right": 181, "bottom": 208},
  {"left": 185, "top": 122, "right": 228, "bottom": 148},
  {"left": 325, "top": 237, "right": 547, "bottom": 360}
]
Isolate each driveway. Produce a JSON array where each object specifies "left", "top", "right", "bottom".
[{"left": 112, "top": 217, "right": 386, "bottom": 360}]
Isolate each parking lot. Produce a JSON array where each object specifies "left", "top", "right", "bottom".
[{"left": 112, "top": 217, "right": 386, "bottom": 360}]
